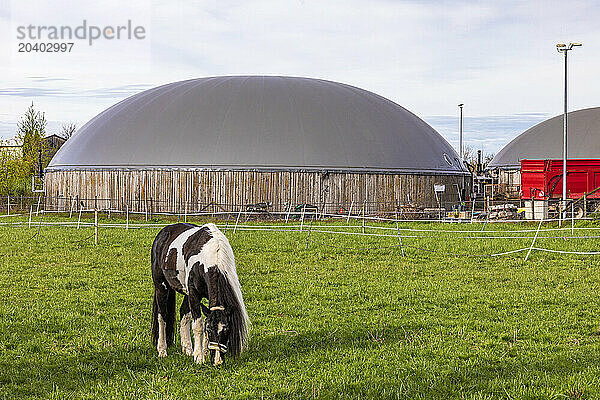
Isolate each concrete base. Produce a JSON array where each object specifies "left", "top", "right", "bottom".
[{"left": 525, "top": 200, "right": 548, "bottom": 220}]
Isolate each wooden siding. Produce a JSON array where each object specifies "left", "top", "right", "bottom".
[{"left": 44, "top": 170, "right": 468, "bottom": 214}]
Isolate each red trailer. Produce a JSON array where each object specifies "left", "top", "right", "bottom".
[{"left": 520, "top": 159, "right": 600, "bottom": 200}]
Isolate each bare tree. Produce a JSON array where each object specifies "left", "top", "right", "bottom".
[
  {"left": 463, "top": 145, "right": 495, "bottom": 168},
  {"left": 59, "top": 123, "right": 77, "bottom": 140},
  {"left": 483, "top": 153, "right": 495, "bottom": 168},
  {"left": 462, "top": 145, "right": 477, "bottom": 165}
]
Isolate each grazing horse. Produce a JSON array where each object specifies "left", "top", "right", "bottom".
[{"left": 151, "top": 223, "right": 249, "bottom": 365}]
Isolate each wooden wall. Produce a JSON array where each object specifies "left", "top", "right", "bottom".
[{"left": 44, "top": 169, "right": 468, "bottom": 214}]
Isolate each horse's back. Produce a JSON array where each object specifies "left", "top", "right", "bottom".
[{"left": 151, "top": 223, "right": 197, "bottom": 270}]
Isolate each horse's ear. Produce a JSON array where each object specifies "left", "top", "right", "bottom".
[{"left": 201, "top": 303, "right": 211, "bottom": 317}]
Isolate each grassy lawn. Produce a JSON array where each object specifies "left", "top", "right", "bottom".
[{"left": 1, "top": 215, "right": 600, "bottom": 399}]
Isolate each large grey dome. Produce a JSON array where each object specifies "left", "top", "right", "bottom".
[
  {"left": 489, "top": 107, "right": 600, "bottom": 169},
  {"left": 48, "top": 76, "right": 466, "bottom": 174}
]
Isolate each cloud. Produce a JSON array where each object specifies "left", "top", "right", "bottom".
[
  {"left": 26, "top": 76, "right": 71, "bottom": 83},
  {"left": 425, "top": 113, "right": 551, "bottom": 155},
  {"left": 0, "top": 0, "right": 9, "bottom": 20},
  {"left": 1, "top": 0, "right": 599, "bottom": 152},
  {"left": 0, "top": 121, "right": 16, "bottom": 139},
  {"left": 0, "top": 84, "right": 153, "bottom": 98}
]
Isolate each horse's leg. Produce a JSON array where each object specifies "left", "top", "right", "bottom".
[
  {"left": 154, "top": 285, "right": 170, "bottom": 357},
  {"left": 188, "top": 287, "right": 206, "bottom": 364},
  {"left": 180, "top": 295, "right": 193, "bottom": 356}
]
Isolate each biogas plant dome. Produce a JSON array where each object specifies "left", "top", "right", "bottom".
[
  {"left": 49, "top": 76, "right": 466, "bottom": 175},
  {"left": 489, "top": 107, "right": 600, "bottom": 170}
]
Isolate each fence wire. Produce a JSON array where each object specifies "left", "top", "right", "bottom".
[{"left": 1, "top": 199, "right": 599, "bottom": 260}]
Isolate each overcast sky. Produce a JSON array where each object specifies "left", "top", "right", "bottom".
[{"left": 1, "top": 0, "right": 599, "bottom": 155}]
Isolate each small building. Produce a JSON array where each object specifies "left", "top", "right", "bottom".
[{"left": 43, "top": 134, "right": 67, "bottom": 153}]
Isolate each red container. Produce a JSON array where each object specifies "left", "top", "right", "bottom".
[{"left": 520, "top": 159, "right": 600, "bottom": 200}]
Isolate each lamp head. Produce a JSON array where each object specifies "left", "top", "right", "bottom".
[
  {"left": 458, "top": 103, "right": 464, "bottom": 108},
  {"left": 557, "top": 42, "right": 582, "bottom": 52}
]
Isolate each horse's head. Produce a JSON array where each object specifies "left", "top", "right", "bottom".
[{"left": 202, "top": 304, "right": 231, "bottom": 366}]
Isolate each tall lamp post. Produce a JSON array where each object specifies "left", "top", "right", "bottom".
[
  {"left": 458, "top": 103, "right": 464, "bottom": 159},
  {"left": 556, "top": 42, "right": 582, "bottom": 220}
]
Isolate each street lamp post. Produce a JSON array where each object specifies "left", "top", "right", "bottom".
[
  {"left": 458, "top": 103, "right": 464, "bottom": 159},
  {"left": 556, "top": 42, "right": 582, "bottom": 221}
]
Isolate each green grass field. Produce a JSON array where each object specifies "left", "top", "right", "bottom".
[{"left": 1, "top": 215, "right": 600, "bottom": 399}]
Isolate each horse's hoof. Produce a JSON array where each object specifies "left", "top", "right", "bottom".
[
  {"left": 213, "top": 351, "right": 223, "bottom": 366},
  {"left": 193, "top": 354, "right": 205, "bottom": 364},
  {"left": 182, "top": 346, "right": 193, "bottom": 356},
  {"left": 158, "top": 349, "right": 167, "bottom": 358}
]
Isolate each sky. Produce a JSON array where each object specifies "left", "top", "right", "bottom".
[{"left": 0, "top": 0, "right": 599, "bottom": 156}]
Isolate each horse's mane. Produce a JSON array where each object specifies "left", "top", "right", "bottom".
[{"left": 206, "top": 223, "right": 250, "bottom": 357}]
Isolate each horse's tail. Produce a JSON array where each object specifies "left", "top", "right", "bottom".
[
  {"left": 165, "top": 288, "right": 176, "bottom": 347},
  {"left": 150, "top": 224, "right": 178, "bottom": 348},
  {"left": 151, "top": 287, "right": 176, "bottom": 347}
]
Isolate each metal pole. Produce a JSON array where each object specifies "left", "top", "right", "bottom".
[
  {"left": 557, "top": 42, "right": 581, "bottom": 219},
  {"left": 458, "top": 104, "right": 464, "bottom": 159},
  {"left": 562, "top": 49, "right": 568, "bottom": 222}
]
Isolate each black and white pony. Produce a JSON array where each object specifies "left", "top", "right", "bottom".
[{"left": 151, "top": 223, "right": 249, "bottom": 366}]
